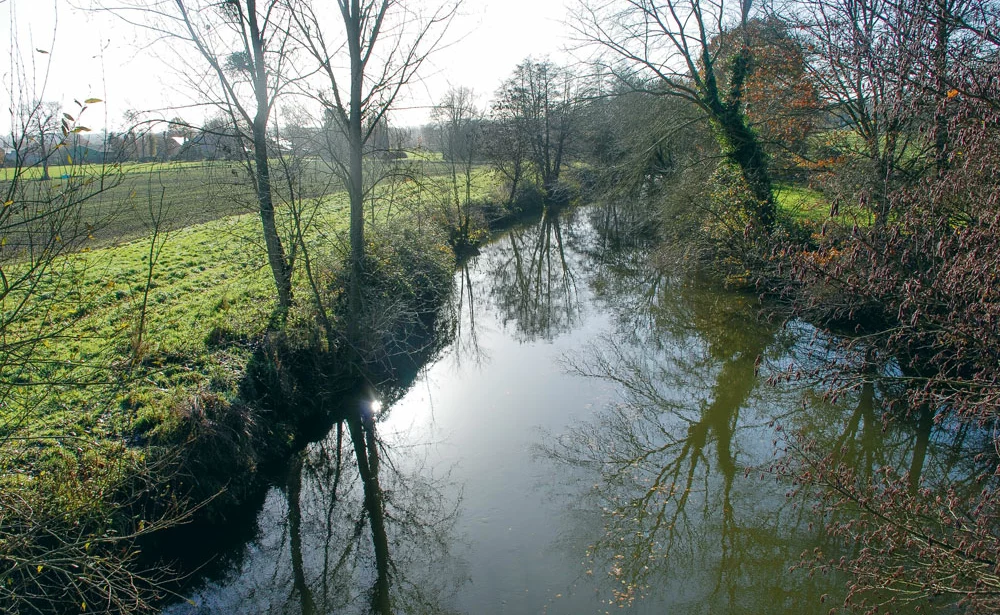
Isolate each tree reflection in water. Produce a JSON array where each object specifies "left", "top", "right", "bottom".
[
  {"left": 543, "top": 289, "right": 832, "bottom": 612},
  {"left": 176, "top": 397, "right": 465, "bottom": 615},
  {"left": 481, "top": 206, "right": 581, "bottom": 341},
  {"left": 168, "top": 203, "right": 996, "bottom": 614},
  {"left": 443, "top": 262, "right": 486, "bottom": 369},
  {"left": 538, "top": 202, "right": 987, "bottom": 613}
]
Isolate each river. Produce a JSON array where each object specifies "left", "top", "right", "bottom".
[{"left": 165, "top": 203, "right": 982, "bottom": 614}]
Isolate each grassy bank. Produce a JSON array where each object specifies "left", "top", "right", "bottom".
[{"left": 0, "top": 153, "right": 530, "bottom": 612}]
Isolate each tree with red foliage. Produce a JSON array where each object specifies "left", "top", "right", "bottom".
[{"left": 774, "top": 2, "right": 1000, "bottom": 607}]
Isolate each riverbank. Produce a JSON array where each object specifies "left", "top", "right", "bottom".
[
  {"left": 0, "top": 156, "right": 565, "bottom": 613},
  {"left": 650, "top": 170, "right": 1000, "bottom": 610},
  {"left": 160, "top": 203, "right": 965, "bottom": 614}
]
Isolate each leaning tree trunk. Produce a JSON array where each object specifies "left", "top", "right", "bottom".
[
  {"left": 714, "top": 110, "right": 776, "bottom": 229},
  {"left": 703, "top": 45, "right": 776, "bottom": 230}
]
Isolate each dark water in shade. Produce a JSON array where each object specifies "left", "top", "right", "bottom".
[{"left": 165, "top": 204, "right": 982, "bottom": 615}]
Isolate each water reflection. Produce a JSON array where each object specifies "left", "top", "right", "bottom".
[
  {"left": 481, "top": 207, "right": 581, "bottom": 341},
  {"left": 170, "top": 398, "right": 465, "bottom": 614},
  {"left": 538, "top": 202, "right": 990, "bottom": 613},
  {"left": 444, "top": 262, "right": 486, "bottom": 368},
  {"left": 542, "top": 288, "right": 837, "bottom": 612},
  {"left": 167, "top": 202, "right": 995, "bottom": 614},
  {"left": 777, "top": 341, "right": 997, "bottom": 499}
]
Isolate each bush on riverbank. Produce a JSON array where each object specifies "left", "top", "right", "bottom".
[
  {"left": 640, "top": 96, "right": 1000, "bottom": 615},
  {"left": 776, "top": 107, "right": 1000, "bottom": 425}
]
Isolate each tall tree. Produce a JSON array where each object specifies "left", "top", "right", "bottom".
[
  {"left": 99, "top": 0, "right": 298, "bottom": 307},
  {"left": 432, "top": 86, "right": 482, "bottom": 246},
  {"left": 491, "top": 60, "right": 576, "bottom": 200},
  {"left": 575, "top": 0, "right": 777, "bottom": 228},
  {"left": 289, "top": 0, "right": 457, "bottom": 356}
]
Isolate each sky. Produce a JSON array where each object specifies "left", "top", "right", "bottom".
[{"left": 1, "top": 0, "right": 578, "bottom": 133}]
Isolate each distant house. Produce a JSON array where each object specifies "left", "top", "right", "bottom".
[
  {"left": 66, "top": 133, "right": 109, "bottom": 165},
  {"left": 165, "top": 135, "right": 186, "bottom": 160}
]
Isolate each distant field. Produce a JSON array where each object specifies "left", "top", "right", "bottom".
[
  {"left": 1, "top": 156, "right": 488, "bottom": 249},
  {"left": 404, "top": 148, "right": 445, "bottom": 162},
  {"left": 0, "top": 159, "right": 223, "bottom": 182},
  {"left": 776, "top": 184, "right": 827, "bottom": 223},
  {"left": 3, "top": 161, "right": 262, "bottom": 248}
]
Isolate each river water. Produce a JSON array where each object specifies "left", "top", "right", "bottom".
[{"left": 166, "top": 204, "right": 980, "bottom": 614}]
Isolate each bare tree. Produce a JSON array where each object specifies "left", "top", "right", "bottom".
[
  {"left": 97, "top": 0, "right": 300, "bottom": 308},
  {"left": 483, "top": 100, "right": 529, "bottom": 206},
  {"left": 1, "top": 45, "right": 116, "bottom": 425},
  {"left": 491, "top": 60, "right": 576, "bottom": 200},
  {"left": 574, "top": 0, "right": 777, "bottom": 228},
  {"left": 23, "top": 100, "right": 61, "bottom": 180},
  {"left": 432, "top": 85, "right": 483, "bottom": 249},
  {"left": 288, "top": 0, "right": 458, "bottom": 357}
]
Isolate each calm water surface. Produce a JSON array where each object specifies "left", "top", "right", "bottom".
[{"left": 166, "top": 204, "right": 972, "bottom": 614}]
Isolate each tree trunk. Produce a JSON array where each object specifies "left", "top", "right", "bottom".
[
  {"left": 248, "top": 0, "right": 292, "bottom": 308},
  {"left": 551, "top": 124, "right": 567, "bottom": 187},
  {"left": 703, "top": 46, "right": 775, "bottom": 229},
  {"left": 715, "top": 111, "right": 776, "bottom": 229},
  {"left": 252, "top": 120, "right": 293, "bottom": 308},
  {"left": 507, "top": 160, "right": 522, "bottom": 206},
  {"left": 347, "top": 2, "right": 366, "bottom": 359}
]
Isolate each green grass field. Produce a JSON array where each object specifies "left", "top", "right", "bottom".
[
  {"left": 776, "top": 183, "right": 827, "bottom": 223},
  {"left": 775, "top": 181, "right": 877, "bottom": 230},
  {"left": 3, "top": 206, "right": 291, "bottom": 455},
  {"left": 1, "top": 157, "right": 502, "bottom": 465}
]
